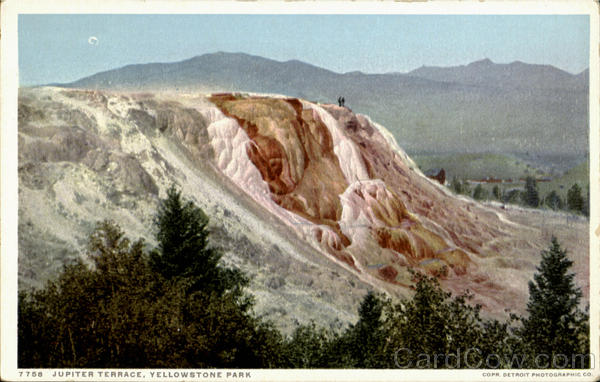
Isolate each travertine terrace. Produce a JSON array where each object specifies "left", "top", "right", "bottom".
[{"left": 18, "top": 88, "right": 588, "bottom": 329}]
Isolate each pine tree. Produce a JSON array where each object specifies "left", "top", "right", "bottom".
[
  {"left": 283, "top": 322, "right": 334, "bottom": 368},
  {"left": 347, "top": 291, "right": 386, "bottom": 367},
  {"left": 566, "top": 183, "right": 584, "bottom": 214},
  {"left": 492, "top": 185, "right": 502, "bottom": 200},
  {"left": 151, "top": 184, "right": 246, "bottom": 295},
  {"left": 524, "top": 176, "right": 539, "bottom": 207},
  {"left": 384, "top": 273, "right": 488, "bottom": 368},
  {"left": 544, "top": 190, "right": 564, "bottom": 211},
  {"left": 520, "top": 237, "right": 589, "bottom": 368},
  {"left": 450, "top": 177, "right": 471, "bottom": 196},
  {"left": 472, "top": 184, "right": 488, "bottom": 200},
  {"left": 504, "top": 189, "right": 523, "bottom": 205}
]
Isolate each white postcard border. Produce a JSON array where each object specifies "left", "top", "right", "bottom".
[{"left": 2, "top": 1, "right": 598, "bottom": 381}]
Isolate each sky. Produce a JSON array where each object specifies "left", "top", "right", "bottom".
[{"left": 18, "top": 14, "right": 589, "bottom": 86}]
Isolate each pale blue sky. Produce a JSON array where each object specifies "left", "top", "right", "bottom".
[{"left": 19, "top": 14, "right": 589, "bottom": 86}]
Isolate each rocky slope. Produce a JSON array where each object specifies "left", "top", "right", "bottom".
[{"left": 18, "top": 87, "right": 589, "bottom": 331}]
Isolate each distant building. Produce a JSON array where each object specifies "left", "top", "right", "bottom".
[{"left": 425, "top": 168, "right": 446, "bottom": 185}]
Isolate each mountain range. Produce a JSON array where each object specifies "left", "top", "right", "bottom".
[
  {"left": 407, "top": 58, "right": 588, "bottom": 91},
  {"left": 60, "top": 52, "right": 589, "bottom": 157}
]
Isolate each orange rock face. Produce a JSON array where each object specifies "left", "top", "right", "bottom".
[
  {"left": 322, "top": 104, "right": 504, "bottom": 260},
  {"left": 208, "top": 95, "right": 582, "bottom": 312},
  {"left": 210, "top": 95, "right": 352, "bottom": 249},
  {"left": 209, "top": 94, "right": 478, "bottom": 285}
]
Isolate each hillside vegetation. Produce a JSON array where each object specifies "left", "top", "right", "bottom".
[
  {"left": 538, "top": 160, "right": 589, "bottom": 200},
  {"left": 413, "top": 152, "right": 549, "bottom": 181}
]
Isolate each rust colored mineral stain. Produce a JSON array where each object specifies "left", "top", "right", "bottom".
[
  {"left": 210, "top": 94, "right": 353, "bottom": 255},
  {"left": 319, "top": 104, "right": 480, "bottom": 279},
  {"left": 210, "top": 95, "right": 476, "bottom": 281},
  {"left": 378, "top": 265, "right": 398, "bottom": 283},
  {"left": 361, "top": 180, "right": 471, "bottom": 275},
  {"left": 332, "top": 250, "right": 357, "bottom": 269}
]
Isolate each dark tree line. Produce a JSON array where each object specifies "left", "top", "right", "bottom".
[
  {"left": 451, "top": 176, "right": 588, "bottom": 216},
  {"left": 19, "top": 186, "right": 589, "bottom": 368}
]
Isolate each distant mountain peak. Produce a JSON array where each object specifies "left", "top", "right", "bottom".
[
  {"left": 406, "top": 57, "right": 586, "bottom": 92},
  {"left": 469, "top": 58, "right": 494, "bottom": 66},
  {"left": 509, "top": 60, "right": 527, "bottom": 66},
  {"left": 344, "top": 70, "right": 365, "bottom": 75}
]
